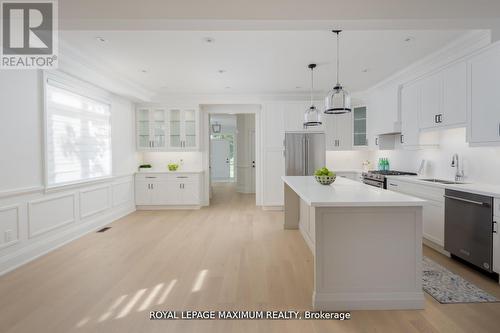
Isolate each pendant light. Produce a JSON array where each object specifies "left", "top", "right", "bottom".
[
  {"left": 304, "top": 63, "right": 322, "bottom": 127},
  {"left": 325, "top": 30, "right": 351, "bottom": 114}
]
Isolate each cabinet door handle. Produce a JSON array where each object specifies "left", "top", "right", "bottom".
[
  {"left": 494, "top": 221, "right": 498, "bottom": 234},
  {"left": 389, "top": 183, "right": 398, "bottom": 187},
  {"left": 375, "top": 137, "right": 378, "bottom": 146},
  {"left": 498, "top": 123, "right": 500, "bottom": 136},
  {"left": 400, "top": 135, "right": 404, "bottom": 144},
  {"left": 176, "top": 176, "right": 188, "bottom": 178}
]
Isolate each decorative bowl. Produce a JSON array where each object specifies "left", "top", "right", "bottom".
[{"left": 314, "top": 175, "right": 336, "bottom": 185}]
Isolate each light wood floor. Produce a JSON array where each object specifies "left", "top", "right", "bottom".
[{"left": 1, "top": 183, "right": 500, "bottom": 332}]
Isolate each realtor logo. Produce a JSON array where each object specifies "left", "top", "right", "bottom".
[{"left": 1, "top": 0, "right": 58, "bottom": 68}]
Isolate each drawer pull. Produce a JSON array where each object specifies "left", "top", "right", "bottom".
[
  {"left": 145, "top": 176, "right": 157, "bottom": 179},
  {"left": 176, "top": 176, "right": 188, "bottom": 178},
  {"left": 389, "top": 183, "right": 398, "bottom": 187}
]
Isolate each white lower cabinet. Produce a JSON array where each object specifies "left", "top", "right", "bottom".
[
  {"left": 135, "top": 173, "right": 201, "bottom": 208},
  {"left": 387, "top": 179, "right": 445, "bottom": 247}
]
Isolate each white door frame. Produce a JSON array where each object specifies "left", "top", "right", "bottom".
[{"left": 201, "top": 104, "right": 262, "bottom": 206}]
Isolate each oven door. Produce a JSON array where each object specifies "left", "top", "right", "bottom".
[{"left": 363, "top": 179, "right": 384, "bottom": 188}]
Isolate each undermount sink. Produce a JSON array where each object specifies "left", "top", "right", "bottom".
[{"left": 419, "top": 178, "right": 468, "bottom": 185}]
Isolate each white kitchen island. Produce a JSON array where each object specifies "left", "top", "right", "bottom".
[{"left": 283, "top": 176, "right": 426, "bottom": 310}]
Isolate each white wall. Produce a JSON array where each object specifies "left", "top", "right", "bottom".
[
  {"left": 326, "top": 151, "right": 374, "bottom": 171},
  {"left": 0, "top": 70, "right": 138, "bottom": 275}
]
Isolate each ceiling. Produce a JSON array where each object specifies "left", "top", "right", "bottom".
[
  {"left": 60, "top": 29, "right": 468, "bottom": 96},
  {"left": 59, "top": 1, "right": 500, "bottom": 25}
]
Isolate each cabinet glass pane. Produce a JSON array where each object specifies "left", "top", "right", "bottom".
[
  {"left": 152, "top": 109, "right": 166, "bottom": 148},
  {"left": 169, "top": 109, "right": 182, "bottom": 148},
  {"left": 353, "top": 107, "right": 367, "bottom": 146},
  {"left": 184, "top": 110, "right": 196, "bottom": 147},
  {"left": 137, "top": 109, "right": 150, "bottom": 148}
]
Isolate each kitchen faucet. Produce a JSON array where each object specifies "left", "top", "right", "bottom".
[{"left": 451, "top": 153, "right": 464, "bottom": 182}]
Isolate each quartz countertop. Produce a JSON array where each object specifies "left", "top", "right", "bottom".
[
  {"left": 282, "top": 176, "right": 425, "bottom": 207},
  {"left": 136, "top": 169, "right": 204, "bottom": 174},
  {"left": 386, "top": 175, "right": 500, "bottom": 198}
]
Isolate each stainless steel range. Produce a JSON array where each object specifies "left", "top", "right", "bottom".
[{"left": 362, "top": 170, "right": 417, "bottom": 189}]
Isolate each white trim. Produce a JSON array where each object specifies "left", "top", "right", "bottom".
[
  {"left": 136, "top": 205, "right": 201, "bottom": 210},
  {"left": 0, "top": 186, "right": 45, "bottom": 199},
  {"left": 0, "top": 205, "right": 20, "bottom": 250},
  {"left": 313, "top": 291, "right": 425, "bottom": 311},
  {"left": 261, "top": 206, "right": 284, "bottom": 211},
  {"left": 79, "top": 185, "right": 111, "bottom": 219},
  {"left": 28, "top": 193, "right": 77, "bottom": 239},
  {"left": 0, "top": 205, "right": 135, "bottom": 276}
]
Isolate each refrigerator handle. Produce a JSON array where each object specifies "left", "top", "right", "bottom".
[
  {"left": 305, "top": 135, "right": 309, "bottom": 175},
  {"left": 302, "top": 135, "right": 307, "bottom": 175}
]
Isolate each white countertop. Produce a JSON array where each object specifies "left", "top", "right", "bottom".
[
  {"left": 136, "top": 169, "right": 204, "bottom": 174},
  {"left": 386, "top": 175, "right": 500, "bottom": 198},
  {"left": 282, "top": 176, "right": 425, "bottom": 207}
]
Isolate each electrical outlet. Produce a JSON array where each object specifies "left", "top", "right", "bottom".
[{"left": 4, "top": 230, "right": 12, "bottom": 243}]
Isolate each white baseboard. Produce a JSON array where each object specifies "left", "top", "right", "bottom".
[
  {"left": 261, "top": 205, "right": 283, "bottom": 211},
  {"left": 423, "top": 238, "right": 450, "bottom": 257},
  {"left": 136, "top": 205, "right": 201, "bottom": 210},
  {"left": 0, "top": 204, "right": 135, "bottom": 276},
  {"left": 313, "top": 291, "right": 425, "bottom": 311}
]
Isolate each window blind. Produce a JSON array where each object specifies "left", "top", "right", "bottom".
[{"left": 46, "top": 83, "right": 111, "bottom": 187}]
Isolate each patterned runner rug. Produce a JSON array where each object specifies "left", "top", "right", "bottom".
[{"left": 423, "top": 256, "right": 498, "bottom": 304}]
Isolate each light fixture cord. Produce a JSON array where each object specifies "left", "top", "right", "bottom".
[
  {"left": 310, "top": 66, "right": 314, "bottom": 106},
  {"left": 336, "top": 31, "right": 340, "bottom": 85}
]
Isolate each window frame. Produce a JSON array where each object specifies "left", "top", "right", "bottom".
[{"left": 43, "top": 71, "right": 113, "bottom": 191}]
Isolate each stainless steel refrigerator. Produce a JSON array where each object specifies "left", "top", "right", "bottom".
[{"left": 285, "top": 131, "right": 325, "bottom": 176}]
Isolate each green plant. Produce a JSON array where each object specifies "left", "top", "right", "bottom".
[{"left": 139, "top": 164, "right": 152, "bottom": 169}]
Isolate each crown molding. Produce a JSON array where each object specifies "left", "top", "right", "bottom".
[
  {"left": 57, "top": 39, "right": 154, "bottom": 102},
  {"left": 363, "top": 29, "right": 491, "bottom": 92}
]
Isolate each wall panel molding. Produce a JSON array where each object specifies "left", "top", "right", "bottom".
[
  {"left": 79, "top": 185, "right": 111, "bottom": 219},
  {"left": 28, "top": 193, "right": 76, "bottom": 239},
  {"left": 0, "top": 205, "right": 20, "bottom": 250}
]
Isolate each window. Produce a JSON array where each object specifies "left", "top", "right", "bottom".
[{"left": 45, "top": 81, "right": 111, "bottom": 187}]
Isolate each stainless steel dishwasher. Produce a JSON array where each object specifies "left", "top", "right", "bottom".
[{"left": 444, "top": 189, "right": 494, "bottom": 272}]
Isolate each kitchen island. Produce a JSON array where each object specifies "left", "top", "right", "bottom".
[{"left": 283, "top": 176, "right": 426, "bottom": 310}]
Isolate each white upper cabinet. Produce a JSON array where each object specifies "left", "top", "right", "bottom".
[
  {"left": 352, "top": 106, "right": 368, "bottom": 147},
  {"left": 368, "top": 83, "right": 400, "bottom": 136},
  {"left": 467, "top": 42, "right": 500, "bottom": 146},
  {"left": 136, "top": 107, "right": 167, "bottom": 150},
  {"left": 136, "top": 107, "right": 199, "bottom": 151},
  {"left": 418, "top": 61, "right": 467, "bottom": 130},
  {"left": 325, "top": 112, "right": 352, "bottom": 151},
  {"left": 401, "top": 82, "right": 420, "bottom": 147},
  {"left": 419, "top": 72, "right": 442, "bottom": 129},
  {"left": 442, "top": 61, "right": 467, "bottom": 126}
]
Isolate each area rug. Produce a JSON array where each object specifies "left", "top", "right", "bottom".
[{"left": 422, "top": 256, "right": 498, "bottom": 304}]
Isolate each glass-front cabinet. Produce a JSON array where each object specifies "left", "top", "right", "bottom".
[
  {"left": 353, "top": 106, "right": 368, "bottom": 147},
  {"left": 136, "top": 107, "right": 199, "bottom": 151}
]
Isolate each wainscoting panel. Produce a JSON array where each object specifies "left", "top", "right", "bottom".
[
  {"left": 0, "top": 205, "right": 20, "bottom": 250},
  {"left": 112, "top": 180, "right": 133, "bottom": 207},
  {"left": 80, "top": 185, "right": 110, "bottom": 219},
  {"left": 28, "top": 194, "right": 76, "bottom": 239}
]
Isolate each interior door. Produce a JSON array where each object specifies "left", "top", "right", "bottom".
[
  {"left": 211, "top": 139, "right": 231, "bottom": 180},
  {"left": 249, "top": 129, "right": 256, "bottom": 193}
]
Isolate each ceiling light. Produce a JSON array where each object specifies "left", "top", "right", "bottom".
[
  {"left": 95, "top": 37, "right": 106, "bottom": 42},
  {"left": 304, "top": 63, "right": 322, "bottom": 128},
  {"left": 404, "top": 36, "right": 415, "bottom": 43},
  {"left": 325, "top": 30, "right": 351, "bottom": 115},
  {"left": 362, "top": 68, "right": 369, "bottom": 73},
  {"left": 203, "top": 37, "right": 215, "bottom": 44},
  {"left": 295, "top": 86, "right": 302, "bottom": 89},
  {"left": 218, "top": 69, "right": 226, "bottom": 74},
  {"left": 212, "top": 122, "right": 222, "bottom": 133},
  {"left": 225, "top": 86, "right": 231, "bottom": 89},
  {"left": 141, "top": 69, "right": 148, "bottom": 73}
]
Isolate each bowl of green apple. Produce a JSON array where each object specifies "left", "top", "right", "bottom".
[{"left": 314, "top": 167, "right": 336, "bottom": 185}]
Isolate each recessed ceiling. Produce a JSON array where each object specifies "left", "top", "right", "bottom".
[{"left": 60, "top": 30, "right": 468, "bottom": 95}]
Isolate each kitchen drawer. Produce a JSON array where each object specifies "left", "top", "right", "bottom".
[
  {"left": 136, "top": 173, "right": 200, "bottom": 182},
  {"left": 167, "top": 173, "right": 200, "bottom": 183},
  {"left": 494, "top": 198, "right": 500, "bottom": 217},
  {"left": 387, "top": 179, "right": 444, "bottom": 202}
]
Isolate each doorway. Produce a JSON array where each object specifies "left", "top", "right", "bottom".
[{"left": 205, "top": 106, "right": 259, "bottom": 205}]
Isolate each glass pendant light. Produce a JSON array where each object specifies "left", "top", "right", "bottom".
[
  {"left": 304, "top": 63, "right": 322, "bottom": 127},
  {"left": 325, "top": 30, "right": 351, "bottom": 114}
]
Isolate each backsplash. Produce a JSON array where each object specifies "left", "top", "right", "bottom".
[
  {"left": 374, "top": 128, "right": 500, "bottom": 185},
  {"left": 141, "top": 152, "right": 203, "bottom": 171}
]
